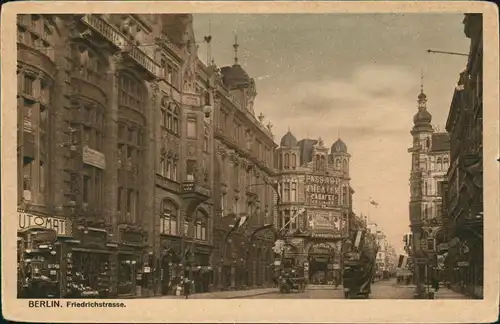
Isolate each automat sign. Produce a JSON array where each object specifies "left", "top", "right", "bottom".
[
  {"left": 304, "top": 175, "right": 340, "bottom": 206},
  {"left": 18, "top": 212, "right": 70, "bottom": 236}
]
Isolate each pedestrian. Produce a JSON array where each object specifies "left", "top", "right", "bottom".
[
  {"left": 183, "top": 278, "right": 190, "bottom": 299},
  {"left": 432, "top": 277, "right": 440, "bottom": 292}
]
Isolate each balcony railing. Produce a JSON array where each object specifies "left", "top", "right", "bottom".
[
  {"left": 122, "top": 44, "right": 159, "bottom": 78},
  {"left": 182, "top": 181, "right": 211, "bottom": 198},
  {"left": 81, "top": 14, "right": 159, "bottom": 78},
  {"left": 81, "top": 14, "right": 127, "bottom": 49}
]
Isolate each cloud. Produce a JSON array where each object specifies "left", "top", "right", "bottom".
[{"left": 262, "top": 64, "right": 417, "bottom": 139}]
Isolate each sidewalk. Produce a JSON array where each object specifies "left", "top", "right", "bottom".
[
  {"left": 434, "top": 287, "right": 471, "bottom": 299},
  {"left": 152, "top": 287, "right": 278, "bottom": 299}
]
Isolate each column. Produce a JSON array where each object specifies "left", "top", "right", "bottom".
[{"left": 104, "top": 53, "right": 120, "bottom": 297}]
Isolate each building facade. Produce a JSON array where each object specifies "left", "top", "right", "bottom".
[
  {"left": 367, "top": 222, "right": 388, "bottom": 277},
  {"left": 407, "top": 83, "right": 450, "bottom": 297},
  {"left": 210, "top": 44, "right": 278, "bottom": 291},
  {"left": 443, "top": 13, "right": 483, "bottom": 299},
  {"left": 16, "top": 14, "right": 219, "bottom": 298},
  {"left": 275, "top": 134, "right": 352, "bottom": 285}
]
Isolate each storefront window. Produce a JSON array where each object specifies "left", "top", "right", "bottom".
[
  {"left": 72, "top": 251, "right": 110, "bottom": 294},
  {"left": 117, "top": 254, "right": 137, "bottom": 295}
]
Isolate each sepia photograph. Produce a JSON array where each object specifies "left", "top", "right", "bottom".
[{"left": 1, "top": 1, "right": 498, "bottom": 323}]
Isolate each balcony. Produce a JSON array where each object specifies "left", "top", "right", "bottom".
[
  {"left": 122, "top": 44, "right": 159, "bottom": 81},
  {"left": 180, "top": 181, "right": 211, "bottom": 216},
  {"left": 81, "top": 14, "right": 127, "bottom": 50},
  {"left": 80, "top": 14, "right": 159, "bottom": 80}
]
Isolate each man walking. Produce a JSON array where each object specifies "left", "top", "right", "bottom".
[{"left": 183, "top": 277, "right": 191, "bottom": 299}]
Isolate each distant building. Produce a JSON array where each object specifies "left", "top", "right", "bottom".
[
  {"left": 274, "top": 134, "right": 353, "bottom": 285},
  {"left": 407, "top": 79, "right": 450, "bottom": 296}
]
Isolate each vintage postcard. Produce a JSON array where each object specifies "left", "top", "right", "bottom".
[{"left": 1, "top": 1, "right": 498, "bottom": 323}]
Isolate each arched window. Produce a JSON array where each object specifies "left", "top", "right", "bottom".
[
  {"left": 335, "top": 159, "right": 341, "bottom": 170},
  {"left": 291, "top": 153, "right": 297, "bottom": 169},
  {"left": 118, "top": 72, "right": 145, "bottom": 112},
  {"left": 165, "top": 103, "right": 180, "bottom": 135},
  {"left": 160, "top": 199, "right": 178, "bottom": 235},
  {"left": 320, "top": 155, "right": 326, "bottom": 171},
  {"left": 315, "top": 154, "right": 321, "bottom": 171},
  {"left": 343, "top": 159, "right": 348, "bottom": 172},
  {"left": 195, "top": 209, "right": 208, "bottom": 241},
  {"left": 284, "top": 153, "right": 290, "bottom": 169},
  {"left": 436, "top": 158, "right": 442, "bottom": 171},
  {"left": 443, "top": 157, "right": 449, "bottom": 170},
  {"left": 426, "top": 137, "right": 431, "bottom": 149}
]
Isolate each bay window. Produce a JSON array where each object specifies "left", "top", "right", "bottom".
[
  {"left": 117, "top": 72, "right": 145, "bottom": 224},
  {"left": 18, "top": 68, "right": 51, "bottom": 204}
]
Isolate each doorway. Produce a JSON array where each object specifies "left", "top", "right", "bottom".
[{"left": 309, "top": 255, "right": 330, "bottom": 284}]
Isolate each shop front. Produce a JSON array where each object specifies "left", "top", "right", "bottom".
[
  {"left": 17, "top": 211, "right": 73, "bottom": 298},
  {"left": 69, "top": 226, "right": 114, "bottom": 298},
  {"left": 159, "top": 238, "right": 183, "bottom": 295},
  {"left": 116, "top": 226, "right": 147, "bottom": 297},
  {"left": 307, "top": 242, "right": 341, "bottom": 285},
  {"left": 185, "top": 244, "right": 213, "bottom": 293}
]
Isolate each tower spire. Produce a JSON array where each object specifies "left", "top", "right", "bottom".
[
  {"left": 233, "top": 33, "right": 239, "bottom": 65},
  {"left": 203, "top": 20, "right": 213, "bottom": 65},
  {"left": 420, "top": 70, "right": 424, "bottom": 94}
]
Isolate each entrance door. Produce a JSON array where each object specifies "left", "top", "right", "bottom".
[
  {"left": 309, "top": 255, "right": 329, "bottom": 284},
  {"left": 161, "top": 257, "right": 170, "bottom": 295}
]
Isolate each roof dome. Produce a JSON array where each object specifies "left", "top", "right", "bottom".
[
  {"left": 413, "top": 109, "right": 432, "bottom": 125},
  {"left": 280, "top": 131, "right": 297, "bottom": 147},
  {"left": 220, "top": 64, "right": 251, "bottom": 88},
  {"left": 418, "top": 92, "right": 427, "bottom": 100},
  {"left": 331, "top": 138, "right": 347, "bottom": 153}
]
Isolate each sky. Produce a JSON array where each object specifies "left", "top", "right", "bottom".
[{"left": 193, "top": 13, "right": 470, "bottom": 254}]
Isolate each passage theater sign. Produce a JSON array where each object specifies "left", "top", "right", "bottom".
[{"left": 304, "top": 175, "right": 340, "bottom": 206}]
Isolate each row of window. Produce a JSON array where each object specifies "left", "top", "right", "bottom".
[
  {"left": 117, "top": 187, "right": 140, "bottom": 222},
  {"left": 17, "top": 16, "right": 54, "bottom": 60},
  {"left": 278, "top": 153, "right": 349, "bottom": 172},
  {"left": 159, "top": 200, "right": 208, "bottom": 241},
  {"left": 217, "top": 108, "right": 272, "bottom": 163},
  {"left": 19, "top": 70, "right": 50, "bottom": 204},
  {"left": 421, "top": 202, "right": 442, "bottom": 221}
]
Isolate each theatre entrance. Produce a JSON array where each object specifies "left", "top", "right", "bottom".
[{"left": 307, "top": 242, "right": 335, "bottom": 285}]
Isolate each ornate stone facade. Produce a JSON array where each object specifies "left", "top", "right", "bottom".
[{"left": 275, "top": 133, "right": 353, "bottom": 285}]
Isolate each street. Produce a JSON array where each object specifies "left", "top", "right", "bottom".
[{"left": 247, "top": 279, "right": 414, "bottom": 299}]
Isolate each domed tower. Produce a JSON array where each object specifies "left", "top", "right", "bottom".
[
  {"left": 330, "top": 138, "right": 350, "bottom": 176},
  {"left": 411, "top": 75, "right": 434, "bottom": 153},
  {"left": 219, "top": 35, "right": 257, "bottom": 114},
  {"left": 278, "top": 129, "right": 299, "bottom": 170}
]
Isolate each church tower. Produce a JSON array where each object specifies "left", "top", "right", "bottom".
[
  {"left": 409, "top": 76, "right": 434, "bottom": 223},
  {"left": 408, "top": 74, "right": 434, "bottom": 296}
]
